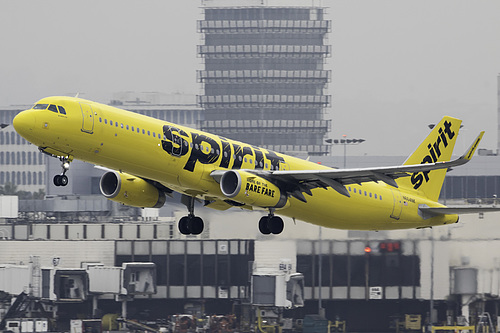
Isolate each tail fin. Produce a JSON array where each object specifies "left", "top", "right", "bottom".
[{"left": 397, "top": 116, "right": 462, "bottom": 201}]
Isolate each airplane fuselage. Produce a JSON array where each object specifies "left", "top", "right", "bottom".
[{"left": 14, "top": 96, "right": 458, "bottom": 231}]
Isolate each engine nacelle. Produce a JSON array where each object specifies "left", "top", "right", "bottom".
[
  {"left": 220, "top": 170, "right": 287, "bottom": 208},
  {"left": 99, "top": 171, "right": 166, "bottom": 208}
]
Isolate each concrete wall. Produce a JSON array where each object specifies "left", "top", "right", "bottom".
[{"left": 0, "top": 241, "right": 115, "bottom": 267}]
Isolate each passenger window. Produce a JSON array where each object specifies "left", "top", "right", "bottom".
[
  {"left": 58, "top": 106, "right": 66, "bottom": 114},
  {"left": 110, "top": 121, "right": 113, "bottom": 126},
  {"left": 33, "top": 104, "right": 48, "bottom": 110},
  {"left": 48, "top": 104, "right": 58, "bottom": 113}
]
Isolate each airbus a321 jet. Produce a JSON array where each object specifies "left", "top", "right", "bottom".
[{"left": 13, "top": 96, "right": 489, "bottom": 235}]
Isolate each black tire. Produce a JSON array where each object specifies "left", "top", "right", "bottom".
[
  {"left": 258, "top": 216, "right": 271, "bottom": 234},
  {"left": 190, "top": 216, "right": 204, "bottom": 235},
  {"left": 269, "top": 216, "right": 284, "bottom": 234},
  {"left": 53, "top": 175, "right": 61, "bottom": 186},
  {"left": 178, "top": 216, "right": 191, "bottom": 235},
  {"left": 60, "top": 175, "right": 68, "bottom": 186}
]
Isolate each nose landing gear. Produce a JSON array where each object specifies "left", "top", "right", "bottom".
[
  {"left": 178, "top": 195, "right": 205, "bottom": 235},
  {"left": 53, "top": 156, "right": 72, "bottom": 187}
]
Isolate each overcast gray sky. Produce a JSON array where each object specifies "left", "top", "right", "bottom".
[{"left": 1, "top": 1, "right": 499, "bottom": 156}]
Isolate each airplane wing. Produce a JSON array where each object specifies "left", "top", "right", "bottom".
[{"left": 212, "top": 131, "right": 484, "bottom": 202}]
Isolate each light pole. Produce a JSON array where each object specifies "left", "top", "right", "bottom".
[{"left": 326, "top": 136, "right": 366, "bottom": 168}]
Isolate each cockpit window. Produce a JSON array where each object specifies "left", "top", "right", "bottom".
[
  {"left": 33, "top": 104, "right": 48, "bottom": 110},
  {"left": 58, "top": 106, "right": 66, "bottom": 115},
  {"left": 48, "top": 104, "right": 58, "bottom": 113}
]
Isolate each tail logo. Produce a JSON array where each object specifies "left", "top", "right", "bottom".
[{"left": 410, "top": 120, "right": 456, "bottom": 190}]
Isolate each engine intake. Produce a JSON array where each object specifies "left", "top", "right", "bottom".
[
  {"left": 100, "top": 171, "right": 166, "bottom": 208},
  {"left": 220, "top": 170, "right": 287, "bottom": 208}
]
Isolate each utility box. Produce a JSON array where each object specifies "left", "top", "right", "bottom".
[
  {"left": 121, "top": 262, "right": 156, "bottom": 295},
  {"left": 405, "top": 314, "right": 421, "bottom": 330},
  {"left": 5, "top": 319, "right": 48, "bottom": 333},
  {"left": 54, "top": 269, "right": 89, "bottom": 301},
  {"left": 70, "top": 319, "right": 102, "bottom": 333},
  {"left": 5, "top": 320, "right": 21, "bottom": 333}
]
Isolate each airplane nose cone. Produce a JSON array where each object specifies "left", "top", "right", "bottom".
[{"left": 13, "top": 111, "right": 35, "bottom": 137}]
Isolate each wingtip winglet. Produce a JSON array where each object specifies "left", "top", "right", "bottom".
[{"left": 461, "top": 131, "right": 485, "bottom": 161}]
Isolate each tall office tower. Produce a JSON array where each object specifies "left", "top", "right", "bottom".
[{"left": 198, "top": 1, "right": 331, "bottom": 156}]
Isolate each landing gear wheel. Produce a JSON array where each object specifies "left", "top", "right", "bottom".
[
  {"left": 259, "top": 215, "right": 284, "bottom": 235},
  {"left": 258, "top": 216, "right": 271, "bottom": 235},
  {"left": 269, "top": 216, "right": 284, "bottom": 234},
  {"left": 190, "top": 216, "right": 204, "bottom": 235},
  {"left": 178, "top": 215, "right": 205, "bottom": 235},
  {"left": 53, "top": 175, "right": 69, "bottom": 187},
  {"left": 178, "top": 195, "right": 205, "bottom": 235},
  {"left": 59, "top": 175, "right": 68, "bottom": 186},
  {"left": 179, "top": 216, "right": 191, "bottom": 235}
]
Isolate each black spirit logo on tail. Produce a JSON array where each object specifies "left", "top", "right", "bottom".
[{"left": 410, "top": 120, "right": 455, "bottom": 189}]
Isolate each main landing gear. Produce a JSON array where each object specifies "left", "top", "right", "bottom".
[
  {"left": 258, "top": 212, "right": 284, "bottom": 235},
  {"left": 178, "top": 195, "right": 204, "bottom": 235},
  {"left": 53, "top": 156, "right": 71, "bottom": 187}
]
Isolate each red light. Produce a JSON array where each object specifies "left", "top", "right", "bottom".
[
  {"left": 387, "top": 243, "right": 394, "bottom": 252},
  {"left": 364, "top": 246, "right": 372, "bottom": 253},
  {"left": 379, "top": 241, "right": 402, "bottom": 253}
]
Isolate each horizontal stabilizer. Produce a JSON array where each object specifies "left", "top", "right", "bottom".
[{"left": 419, "top": 205, "right": 500, "bottom": 216}]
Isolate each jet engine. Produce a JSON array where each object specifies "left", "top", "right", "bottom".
[
  {"left": 220, "top": 170, "right": 287, "bottom": 208},
  {"left": 99, "top": 171, "right": 166, "bottom": 208}
]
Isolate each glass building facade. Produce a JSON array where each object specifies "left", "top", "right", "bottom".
[{"left": 198, "top": 6, "right": 332, "bottom": 156}]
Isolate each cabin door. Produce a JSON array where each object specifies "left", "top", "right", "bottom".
[
  {"left": 80, "top": 103, "right": 94, "bottom": 134},
  {"left": 390, "top": 188, "right": 403, "bottom": 220}
]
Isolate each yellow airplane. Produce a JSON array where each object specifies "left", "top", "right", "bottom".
[{"left": 13, "top": 96, "right": 488, "bottom": 235}]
